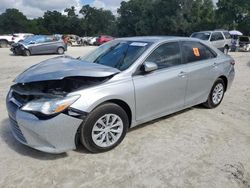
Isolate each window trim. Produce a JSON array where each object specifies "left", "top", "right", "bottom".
[{"left": 133, "top": 41, "right": 184, "bottom": 76}]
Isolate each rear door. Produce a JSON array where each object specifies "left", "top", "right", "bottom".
[
  {"left": 210, "top": 32, "right": 225, "bottom": 50},
  {"left": 181, "top": 41, "right": 218, "bottom": 106},
  {"left": 133, "top": 42, "right": 188, "bottom": 122}
]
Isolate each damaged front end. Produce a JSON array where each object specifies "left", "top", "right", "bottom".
[
  {"left": 5, "top": 56, "right": 121, "bottom": 153},
  {"left": 6, "top": 76, "right": 114, "bottom": 153},
  {"left": 9, "top": 76, "right": 110, "bottom": 119}
]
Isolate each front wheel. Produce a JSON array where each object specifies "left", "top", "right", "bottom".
[
  {"left": 24, "top": 49, "right": 31, "bottom": 56},
  {"left": 203, "top": 78, "right": 225, "bottom": 108},
  {"left": 80, "top": 103, "right": 129, "bottom": 153}
]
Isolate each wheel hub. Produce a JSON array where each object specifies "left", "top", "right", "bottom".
[{"left": 91, "top": 114, "right": 123, "bottom": 147}]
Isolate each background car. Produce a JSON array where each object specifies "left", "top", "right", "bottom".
[
  {"left": 87, "top": 37, "right": 98, "bottom": 45},
  {"left": 191, "top": 30, "right": 232, "bottom": 54},
  {"left": 10, "top": 35, "right": 67, "bottom": 56},
  {"left": 6, "top": 37, "right": 235, "bottom": 154},
  {"left": 96, "top": 35, "right": 114, "bottom": 45},
  {"left": 0, "top": 34, "right": 13, "bottom": 47},
  {"left": 237, "top": 36, "right": 250, "bottom": 51},
  {"left": 66, "top": 34, "right": 84, "bottom": 46}
]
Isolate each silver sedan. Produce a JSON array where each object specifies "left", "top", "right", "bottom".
[{"left": 6, "top": 37, "right": 235, "bottom": 153}]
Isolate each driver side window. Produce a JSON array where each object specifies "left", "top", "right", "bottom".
[{"left": 145, "top": 42, "right": 182, "bottom": 69}]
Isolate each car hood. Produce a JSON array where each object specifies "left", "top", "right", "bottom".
[{"left": 14, "top": 56, "right": 120, "bottom": 83}]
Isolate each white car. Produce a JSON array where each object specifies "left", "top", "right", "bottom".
[
  {"left": 0, "top": 34, "right": 13, "bottom": 47},
  {"left": 88, "top": 37, "right": 97, "bottom": 45},
  {"left": 12, "top": 33, "right": 34, "bottom": 43}
]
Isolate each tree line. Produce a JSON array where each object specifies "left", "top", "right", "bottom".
[{"left": 0, "top": 0, "right": 249, "bottom": 37}]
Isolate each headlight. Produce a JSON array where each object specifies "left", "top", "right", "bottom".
[{"left": 21, "top": 95, "right": 80, "bottom": 115}]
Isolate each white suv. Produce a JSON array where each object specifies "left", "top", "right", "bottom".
[{"left": 191, "top": 30, "right": 232, "bottom": 54}]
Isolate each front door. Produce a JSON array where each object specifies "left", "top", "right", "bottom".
[{"left": 133, "top": 42, "right": 188, "bottom": 122}]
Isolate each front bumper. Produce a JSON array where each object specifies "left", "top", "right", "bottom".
[
  {"left": 10, "top": 46, "right": 25, "bottom": 55},
  {"left": 6, "top": 98, "right": 83, "bottom": 154}
]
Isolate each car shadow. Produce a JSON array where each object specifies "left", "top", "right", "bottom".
[
  {"left": 0, "top": 118, "right": 67, "bottom": 160},
  {"left": 0, "top": 104, "right": 207, "bottom": 157}
]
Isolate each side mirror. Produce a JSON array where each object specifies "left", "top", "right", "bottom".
[
  {"left": 29, "top": 41, "right": 35, "bottom": 44},
  {"left": 142, "top": 61, "right": 158, "bottom": 73}
]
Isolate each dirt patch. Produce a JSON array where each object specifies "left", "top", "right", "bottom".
[{"left": 222, "top": 163, "right": 250, "bottom": 188}]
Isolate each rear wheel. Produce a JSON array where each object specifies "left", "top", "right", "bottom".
[
  {"left": 203, "top": 78, "right": 225, "bottom": 108},
  {"left": 57, "top": 47, "right": 65, "bottom": 54},
  {"left": 24, "top": 49, "right": 31, "bottom": 56},
  {"left": 80, "top": 103, "right": 129, "bottom": 153},
  {"left": 0, "top": 40, "right": 9, "bottom": 48}
]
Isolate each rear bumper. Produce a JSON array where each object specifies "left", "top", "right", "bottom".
[{"left": 6, "top": 97, "right": 83, "bottom": 154}]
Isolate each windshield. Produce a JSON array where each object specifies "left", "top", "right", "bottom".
[
  {"left": 80, "top": 40, "right": 151, "bottom": 71},
  {"left": 191, "top": 32, "right": 211, "bottom": 40},
  {"left": 22, "top": 35, "right": 44, "bottom": 43}
]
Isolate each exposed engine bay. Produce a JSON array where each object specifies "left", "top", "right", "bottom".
[{"left": 11, "top": 76, "right": 110, "bottom": 105}]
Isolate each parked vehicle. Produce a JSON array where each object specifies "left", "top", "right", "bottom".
[
  {"left": 67, "top": 34, "right": 84, "bottom": 46},
  {"left": 87, "top": 37, "right": 97, "bottom": 45},
  {"left": 96, "top": 35, "right": 114, "bottom": 45},
  {"left": 238, "top": 36, "right": 250, "bottom": 51},
  {"left": 12, "top": 33, "right": 34, "bottom": 43},
  {"left": 191, "top": 30, "right": 232, "bottom": 54},
  {"left": 0, "top": 34, "right": 14, "bottom": 47},
  {"left": 6, "top": 37, "right": 235, "bottom": 153},
  {"left": 10, "top": 35, "right": 67, "bottom": 56}
]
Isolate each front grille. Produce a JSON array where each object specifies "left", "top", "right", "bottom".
[{"left": 9, "top": 116, "right": 27, "bottom": 143}]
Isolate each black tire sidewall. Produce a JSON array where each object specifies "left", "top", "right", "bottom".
[
  {"left": 80, "top": 103, "right": 129, "bottom": 153},
  {"left": 24, "top": 49, "right": 30, "bottom": 56},
  {"left": 206, "top": 78, "right": 225, "bottom": 108}
]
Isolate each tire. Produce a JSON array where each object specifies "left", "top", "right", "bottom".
[
  {"left": 223, "top": 46, "right": 229, "bottom": 54},
  {"left": 203, "top": 78, "right": 225, "bottom": 109},
  {"left": 80, "top": 103, "right": 129, "bottom": 153},
  {"left": 24, "top": 49, "right": 31, "bottom": 56},
  {"left": 0, "top": 40, "right": 9, "bottom": 48},
  {"left": 57, "top": 47, "right": 64, "bottom": 55}
]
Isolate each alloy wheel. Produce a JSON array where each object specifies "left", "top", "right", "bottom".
[{"left": 91, "top": 114, "right": 123, "bottom": 148}]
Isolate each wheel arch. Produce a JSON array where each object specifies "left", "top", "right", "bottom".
[
  {"left": 218, "top": 75, "right": 228, "bottom": 92},
  {"left": 96, "top": 99, "right": 132, "bottom": 128}
]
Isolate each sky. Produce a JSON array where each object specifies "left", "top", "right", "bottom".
[{"left": 0, "top": 0, "right": 217, "bottom": 19}]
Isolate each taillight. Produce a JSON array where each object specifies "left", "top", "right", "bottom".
[{"left": 230, "top": 60, "right": 235, "bottom": 66}]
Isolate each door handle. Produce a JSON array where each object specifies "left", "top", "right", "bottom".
[{"left": 178, "top": 71, "right": 187, "bottom": 78}]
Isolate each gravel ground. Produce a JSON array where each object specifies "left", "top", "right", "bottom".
[{"left": 0, "top": 47, "right": 249, "bottom": 188}]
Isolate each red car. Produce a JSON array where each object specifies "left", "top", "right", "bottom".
[{"left": 96, "top": 35, "right": 114, "bottom": 45}]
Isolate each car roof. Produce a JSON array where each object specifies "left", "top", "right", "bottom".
[
  {"left": 193, "top": 30, "right": 229, "bottom": 34},
  {"left": 117, "top": 36, "right": 200, "bottom": 43}
]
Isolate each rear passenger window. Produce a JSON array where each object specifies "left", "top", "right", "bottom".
[
  {"left": 223, "top": 32, "right": 231, "bottom": 39},
  {"left": 181, "top": 41, "right": 216, "bottom": 63},
  {"left": 146, "top": 42, "right": 181, "bottom": 69},
  {"left": 210, "top": 32, "right": 224, "bottom": 41}
]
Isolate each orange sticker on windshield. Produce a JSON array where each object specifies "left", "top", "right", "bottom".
[{"left": 193, "top": 48, "right": 200, "bottom": 57}]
